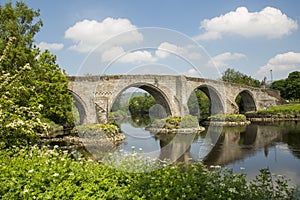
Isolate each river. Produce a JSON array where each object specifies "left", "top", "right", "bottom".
[{"left": 117, "top": 118, "right": 300, "bottom": 188}]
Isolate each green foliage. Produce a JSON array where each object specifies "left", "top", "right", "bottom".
[
  {"left": 165, "top": 116, "right": 182, "bottom": 129},
  {"left": 0, "top": 2, "right": 73, "bottom": 126},
  {"left": 151, "top": 118, "right": 166, "bottom": 128},
  {"left": 0, "top": 1, "right": 42, "bottom": 70},
  {"left": 0, "top": 39, "right": 48, "bottom": 147},
  {"left": 222, "top": 68, "right": 261, "bottom": 87},
  {"left": 150, "top": 116, "right": 199, "bottom": 129},
  {"left": 271, "top": 71, "right": 300, "bottom": 101},
  {"left": 0, "top": 146, "right": 297, "bottom": 199},
  {"left": 75, "top": 123, "right": 120, "bottom": 138},
  {"left": 109, "top": 110, "right": 128, "bottom": 120},
  {"left": 258, "top": 103, "right": 300, "bottom": 114},
  {"left": 188, "top": 89, "right": 210, "bottom": 120},
  {"left": 128, "top": 94, "right": 156, "bottom": 115},
  {"left": 179, "top": 115, "right": 199, "bottom": 128},
  {"left": 31, "top": 50, "right": 73, "bottom": 125},
  {"left": 249, "top": 168, "right": 296, "bottom": 200},
  {"left": 0, "top": 66, "right": 48, "bottom": 147},
  {"left": 208, "top": 114, "right": 247, "bottom": 122}
]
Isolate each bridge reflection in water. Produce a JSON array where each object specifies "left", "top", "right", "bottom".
[{"left": 156, "top": 124, "right": 285, "bottom": 166}]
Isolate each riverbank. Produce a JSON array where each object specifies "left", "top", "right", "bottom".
[
  {"left": 202, "top": 114, "right": 250, "bottom": 126},
  {"left": 246, "top": 103, "right": 300, "bottom": 122},
  {"left": 40, "top": 123, "right": 126, "bottom": 149},
  {"left": 146, "top": 126, "right": 205, "bottom": 134}
]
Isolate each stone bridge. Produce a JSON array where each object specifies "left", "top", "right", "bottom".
[{"left": 67, "top": 74, "right": 283, "bottom": 124}]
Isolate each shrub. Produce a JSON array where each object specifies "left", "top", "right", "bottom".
[
  {"left": 75, "top": 123, "right": 120, "bottom": 138},
  {"left": 208, "top": 114, "right": 247, "bottom": 122},
  {"left": 180, "top": 115, "right": 199, "bottom": 128},
  {"left": 150, "top": 116, "right": 200, "bottom": 129},
  {"left": 0, "top": 146, "right": 297, "bottom": 199}
]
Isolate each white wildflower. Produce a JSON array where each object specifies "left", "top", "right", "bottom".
[{"left": 52, "top": 173, "right": 59, "bottom": 177}]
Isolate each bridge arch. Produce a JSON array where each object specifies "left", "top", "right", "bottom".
[
  {"left": 111, "top": 82, "right": 172, "bottom": 116},
  {"left": 188, "top": 85, "right": 224, "bottom": 116},
  {"left": 69, "top": 90, "right": 87, "bottom": 125},
  {"left": 235, "top": 90, "right": 257, "bottom": 113}
]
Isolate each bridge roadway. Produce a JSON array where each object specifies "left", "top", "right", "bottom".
[{"left": 67, "top": 74, "right": 283, "bottom": 124}]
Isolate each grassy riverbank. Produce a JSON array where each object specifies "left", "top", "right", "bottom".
[
  {"left": 246, "top": 103, "right": 300, "bottom": 122},
  {"left": 258, "top": 103, "right": 300, "bottom": 115},
  {"left": 0, "top": 146, "right": 297, "bottom": 200}
]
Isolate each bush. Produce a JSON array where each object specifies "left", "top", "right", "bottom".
[
  {"left": 0, "top": 146, "right": 297, "bottom": 199},
  {"left": 150, "top": 116, "right": 200, "bottom": 129},
  {"left": 208, "top": 114, "right": 247, "bottom": 122},
  {"left": 180, "top": 115, "right": 199, "bottom": 128},
  {"left": 75, "top": 123, "right": 120, "bottom": 138}
]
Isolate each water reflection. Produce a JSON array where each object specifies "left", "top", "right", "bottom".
[
  {"left": 119, "top": 118, "right": 300, "bottom": 186},
  {"left": 202, "top": 124, "right": 283, "bottom": 166}
]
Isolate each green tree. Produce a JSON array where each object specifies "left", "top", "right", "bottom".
[
  {"left": 222, "top": 68, "right": 261, "bottom": 87},
  {"left": 0, "top": 1, "right": 42, "bottom": 71},
  {"left": 129, "top": 94, "right": 155, "bottom": 115},
  {"left": 0, "top": 1, "right": 73, "bottom": 125},
  {"left": 272, "top": 71, "right": 300, "bottom": 101},
  {"left": 188, "top": 89, "right": 210, "bottom": 120},
  {"left": 0, "top": 39, "right": 48, "bottom": 147},
  {"left": 270, "top": 79, "right": 287, "bottom": 99},
  {"left": 285, "top": 71, "right": 300, "bottom": 101},
  {"left": 32, "top": 50, "right": 73, "bottom": 125}
]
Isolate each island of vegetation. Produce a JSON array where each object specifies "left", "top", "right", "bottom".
[{"left": 146, "top": 116, "right": 205, "bottom": 134}]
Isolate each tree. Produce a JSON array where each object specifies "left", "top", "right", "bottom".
[
  {"left": 0, "top": 1, "right": 42, "bottom": 71},
  {"left": 285, "top": 71, "right": 300, "bottom": 101},
  {"left": 0, "top": 1, "right": 73, "bottom": 126},
  {"left": 129, "top": 94, "right": 155, "bottom": 115},
  {"left": 0, "top": 40, "right": 47, "bottom": 147},
  {"left": 188, "top": 89, "right": 210, "bottom": 120},
  {"left": 31, "top": 50, "right": 73, "bottom": 125},
  {"left": 221, "top": 68, "right": 261, "bottom": 87},
  {"left": 272, "top": 71, "right": 300, "bottom": 101},
  {"left": 270, "top": 79, "right": 287, "bottom": 99}
]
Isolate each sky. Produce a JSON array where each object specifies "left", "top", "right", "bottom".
[{"left": 5, "top": 0, "right": 300, "bottom": 81}]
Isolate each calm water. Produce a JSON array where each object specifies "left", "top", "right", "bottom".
[{"left": 118, "top": 118, "right": 300, "bottom": 187}]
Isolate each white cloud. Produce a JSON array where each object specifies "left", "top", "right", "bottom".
[
  {"left": 196, "top": 7, "right": 298, "bottom": 40},
  {"left": 209, "top": 52, "right": 246, "bottom": 67},
  {"left": 155, "top": 42, "right": 202, "bottom": 60},
  {"left": 257, "top": 52, "right": 300, "bottom": 77},
  {"left": 119, "top": 50, "right": 157, "bottom": 63},
  {"left": 101, "top": 46, "right": 125, "bottom": 62},
  {"left": 65, "top": 18, "right": 143, "bottom": 52},
  {"left": 38, "top": 42, "right": 64, "bottom": 51},
  {"left": 187, "top": 68, "right": 200, "bottom": 77},
  {"left": 102, "top": 46, "right": 157, "bottom": 63}
]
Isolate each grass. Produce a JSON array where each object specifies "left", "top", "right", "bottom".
[{"left": 258, "top": 103, "right": 300, "bottom": 114}]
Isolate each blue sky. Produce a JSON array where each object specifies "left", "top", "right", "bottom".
[{"left": 6, "top": 0, "right": 300, "bottom": 80}]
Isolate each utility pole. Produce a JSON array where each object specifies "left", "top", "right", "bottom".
[{"left": 270, "top": 69, "right": 273, "bottom": 83}]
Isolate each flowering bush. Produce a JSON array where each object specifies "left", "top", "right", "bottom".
[
  {"left": 0, "top": 39, "right": 48, "bottom": 147},
  {"left": 0, "top": 146, "right": 297, "bottom": 199}
]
